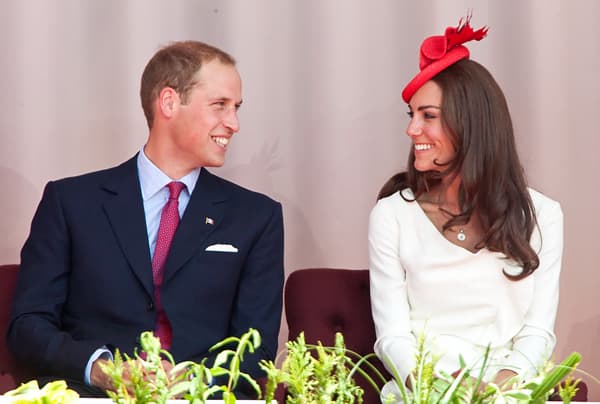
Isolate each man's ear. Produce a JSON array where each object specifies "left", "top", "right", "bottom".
[{"left": 157, "top": 87, "right": 179, "bottom": 118}]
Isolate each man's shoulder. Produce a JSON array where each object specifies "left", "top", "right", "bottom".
[
  {"left": 51, "top": 157, "right": 136, "bottom": 188},
  {"left": 203, "top": 169, "right": 280, "bottom": 208}
]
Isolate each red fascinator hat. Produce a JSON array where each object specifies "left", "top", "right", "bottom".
[{"left": 401, "top": 15, "right": 488, "bottom": 103}]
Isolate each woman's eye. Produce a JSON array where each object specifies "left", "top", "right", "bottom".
[
  {"left": 406, "top": 111, "right": 414, "bottom": 118},
  {"left": 424, "top": 112, "right": 437, "bottom": 119}
]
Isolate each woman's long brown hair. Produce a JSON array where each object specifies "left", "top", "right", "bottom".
[{"left": 379, "top": 59, "right": 539, "bottom": 280}]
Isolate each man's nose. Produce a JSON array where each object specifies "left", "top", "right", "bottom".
[{"left": 223, "top": 110, "right": 239, "bottom": 132}]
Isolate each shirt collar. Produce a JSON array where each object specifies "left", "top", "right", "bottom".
[{"left": 137, "top": 147, "right": 201, "bottom": 201}]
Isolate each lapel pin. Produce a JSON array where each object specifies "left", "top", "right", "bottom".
[{"left": 205, "top": 217, "right": 214, "bottom": 225}]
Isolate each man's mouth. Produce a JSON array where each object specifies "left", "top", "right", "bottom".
[{"left": 212, "top": 136, "right": 230, "bottom": 148}]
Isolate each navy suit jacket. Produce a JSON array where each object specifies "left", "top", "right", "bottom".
[{"left": 8, "top": 156, "right": 284, "bottom": 383}]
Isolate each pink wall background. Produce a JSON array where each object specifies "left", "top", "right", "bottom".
[{"left": 1, "top": 0, "right": 598, "bottom": 399}]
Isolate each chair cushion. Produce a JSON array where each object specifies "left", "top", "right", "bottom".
[
  {"left": 285, "top": 268, "right": 376, "bottom": 354},
  {"left": 285, "top": 268, "right": 388, "bottom": 403},
  {"left": 0, "top": 264, "right": 20, "bottom": 393}
]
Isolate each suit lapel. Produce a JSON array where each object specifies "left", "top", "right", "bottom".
[
  {"left": 164, "top": 168, "right": 229, "bottom": 283},
  {"left": 102, "top": 156, "right": 154, "bottom": 296}
]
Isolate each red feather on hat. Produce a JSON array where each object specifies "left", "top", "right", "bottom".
[
  {"left": 446, "top": 15, "right": 488, "bottom": 50},
  {"left": 418, "top": 15, "right": 488, "bottom": 70}
]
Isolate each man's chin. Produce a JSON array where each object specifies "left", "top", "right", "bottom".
[{"left": 202, "top": 158, "right": 226, "bottom": 168}]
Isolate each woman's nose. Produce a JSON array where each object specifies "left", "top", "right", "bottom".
[{"left": 406, "top": 119, "right": 423, "bottom": 137}]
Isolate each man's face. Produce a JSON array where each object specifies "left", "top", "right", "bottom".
[{"left": 170, "top": 59, "right": 242, "bottom": 168}]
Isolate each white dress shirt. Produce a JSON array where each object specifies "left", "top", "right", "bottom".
[{"left": 137, "top": 147, "right": 199, "bottom": 258}]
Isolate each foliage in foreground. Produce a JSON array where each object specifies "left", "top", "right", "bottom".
[
  {"left": 1, "top": 329, "right": 586, "bottom": 404},
  {"left": 261, "top": 331, "right": 584, "bottom": 404},
  {"left": 2, "top": 380, "right": 78, "bottom": 404},
  {"left": 259, "top": 332, "right": 387, "bottom": 404},
  {"left": 382, "top": 334, "right": 583, "bottom": 404},
  {"left": 100, "top": 329, "right": 261, "bottom": 404}
]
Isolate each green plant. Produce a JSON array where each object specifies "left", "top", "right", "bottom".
[
  {"left": 558, "top": 376, "right": 580, "bottom": 404},
  {"left": 259, "top": 331, "right": 585, "bottom": 404},
  {"left": 382, "top": 334, "right": 583, "bottom": 404},
  {"left": 100, "top": 331, "right": 184, "bottom": 404},
  {"left": 2, "top": 380, "right": 79, "bottom": 404},
  {"left": 174, "top": 328, "right": 263, "bottom": 404},
  {"left": 100, "top": 328, "right": 262, "bottom": 404},
  {"left": 3, "top": 329, "right": 587, "bottom": 404},
  {"left": 260, "top": 332, "right": 388, "bottom": 404}
]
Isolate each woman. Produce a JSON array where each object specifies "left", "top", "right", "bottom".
[{"left": 368, "top": 16, "right": 563, "bottom": 398}]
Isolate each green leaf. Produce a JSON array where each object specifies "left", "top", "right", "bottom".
[
  {"left": 530, "top": 352, "right": 582, "bottom": 401},
  {"left": 213, "top": 350, "right": 232, "bottom": 367}
]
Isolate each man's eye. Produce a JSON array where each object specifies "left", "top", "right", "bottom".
[{"left": 212, "top": 102, "right": 226, "bottom": 108}]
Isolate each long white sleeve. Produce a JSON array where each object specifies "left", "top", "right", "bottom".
[
  {"left": 502, "top": 189, "right": 563, "bottom": 377},
  {"left": 369, "top": 197, "right": 416, "bottom": 381}
]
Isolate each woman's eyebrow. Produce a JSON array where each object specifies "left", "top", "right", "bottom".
[{"left": 417, "top": 105, "right": 441, "bottom": 111}]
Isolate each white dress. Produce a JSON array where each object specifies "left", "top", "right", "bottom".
[{"left": 368, "top": 187, "right": 563, "bottom": 396}]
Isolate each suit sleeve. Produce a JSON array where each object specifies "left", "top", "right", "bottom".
[
  {"left": 8, "top": 181, "right": 107, "bottom": 381},
  {"left": 228, "top": 200, "right": 284, "bottom": 378}
]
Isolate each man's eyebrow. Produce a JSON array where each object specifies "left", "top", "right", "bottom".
[{"left": 210, "top": 97, "right": 243, "bottom": 106}]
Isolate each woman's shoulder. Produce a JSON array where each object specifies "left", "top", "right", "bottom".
[
  {"left": 369, "top": 188, "right": 421, "bottom": 234},
  {"left": 373, "top": 187, "right": 416, "bottom": 210},
  {"left": 527, "top": 187, "right": 563, "bottom": 218},
  {"left": 370, "top": 188, "right": 418, "bottom": 223}
]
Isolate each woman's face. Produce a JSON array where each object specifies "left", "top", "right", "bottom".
[{"left": 406, "top": 80, "right": 456, "bottom": 172}]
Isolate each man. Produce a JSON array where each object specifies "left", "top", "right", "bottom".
[{"left": 7, "top": 41, "right": 284, "bottom": 398}]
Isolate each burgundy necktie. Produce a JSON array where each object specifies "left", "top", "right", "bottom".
[{"left": 152, "top": 181, "right": 185, "bottom": 350}]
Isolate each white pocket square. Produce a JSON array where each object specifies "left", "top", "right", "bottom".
[{"left": 205, "top": 244, "right": 238, "bottom": 253}]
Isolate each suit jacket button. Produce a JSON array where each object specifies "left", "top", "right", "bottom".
[{"left": 147, "top": 302, "right": 154, "bottom": 311}]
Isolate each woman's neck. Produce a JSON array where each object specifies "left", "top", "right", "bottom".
[{"left": 425, "top": 174, "right": 462, "bottom": 213}]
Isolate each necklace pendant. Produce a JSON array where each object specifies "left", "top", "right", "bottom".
[{"left": 457, "top": 229, "right": 467, "bottom": 241}]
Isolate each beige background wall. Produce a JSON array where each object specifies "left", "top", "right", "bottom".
[{"left": 1, "top": 0, "right": 599, "bottom": 399}]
